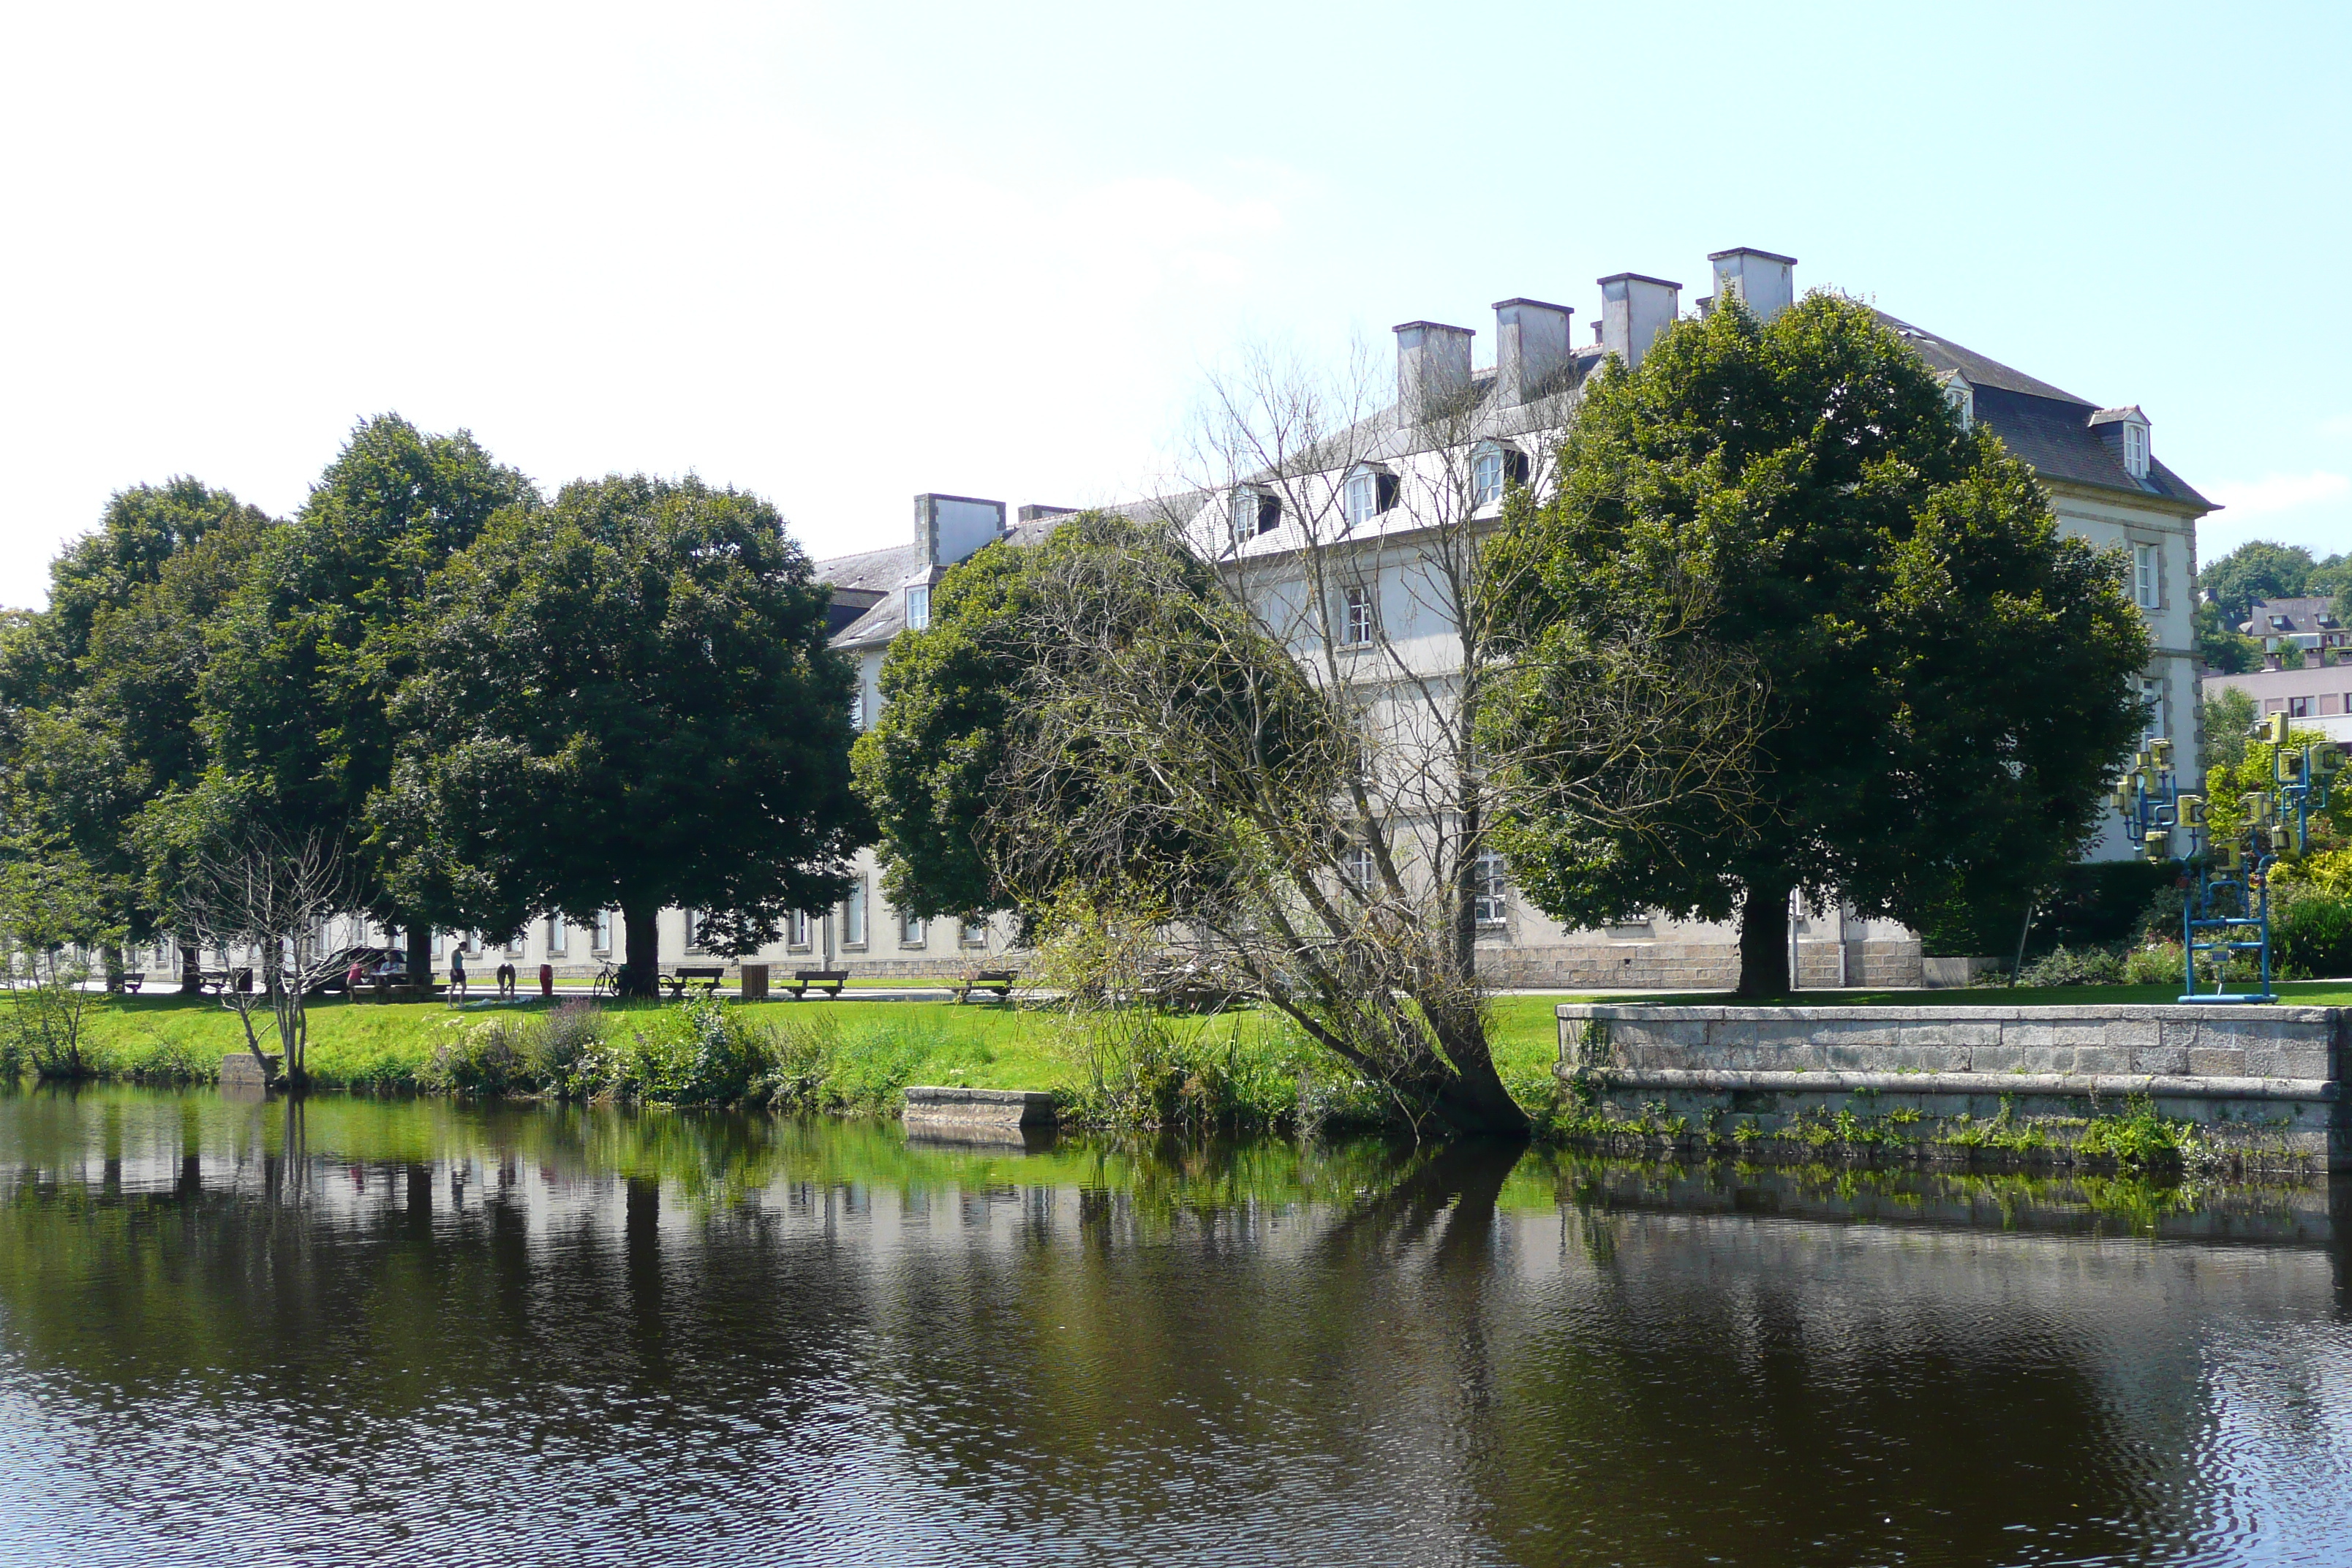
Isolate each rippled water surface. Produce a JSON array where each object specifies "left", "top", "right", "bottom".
[{"left": 3, "top": 1088, "right": 2351, "bottom": 1566}]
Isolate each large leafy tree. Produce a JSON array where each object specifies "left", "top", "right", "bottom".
[
  {"left": 2198, "top": 540, "right": 2315, "bottom": 625},
  {"left": 373, "top": 475, "right": 866, "bottom": 997},
  {"left": 0, "top": 481, "right": 274, "bottom": 985},
  {"left": 200, "top": 416, "right": 537, "bottom": 979},
  {"left": 1482, "top": 293, "right": 2151, "bottom": 995}
]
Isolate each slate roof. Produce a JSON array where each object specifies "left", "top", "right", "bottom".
[
  {"left": 2242, "top": 596, "right": 2344, "bottom": 637},
  {"left": 1877, "top": 312, "right": 2214, "bottom": 511}
]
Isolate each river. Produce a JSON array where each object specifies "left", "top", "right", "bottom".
[{"left": 1, "top": 1087, "right": 2348, "bottom": 1566}]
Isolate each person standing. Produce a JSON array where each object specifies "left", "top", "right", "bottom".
[
  {"left": 346, "top": 955, "right": 366, "bottom": 1003},
  {"left": 448, "top": 946, "right": 467, "bottom": 1004}
]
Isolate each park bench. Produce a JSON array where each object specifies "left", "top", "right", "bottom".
[
  {"left": 197, "top": 968, "right": 255, "bottom": 995},
  {"left": 120, "top": 973, "right": 146, "bottom": 995},
  {"left": 660, "top": 965, "right": 725, "bottom": 999},
  {"left": 785, "top": 968, "right": 847, "bottom": 999},
  {"left": 951, "top": 968, "right": 1019, "bottom": 1004}
]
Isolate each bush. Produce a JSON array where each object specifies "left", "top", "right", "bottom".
[
  {"left": 2016, "top": 944, "right": 2125, "bottom": 987},
  {"left": 418, "top": 1014, "right": 538, "bottom": 1095},
  {"left": 532, "top": 1000, "right": 608, "bottom": 1097},
  {"left": 2274, "top": 891, "right": 2352, "bottom": 980},
  {"left": 604, "top": 997, "right": 773, "bottom": 1104},
  {"left": 2122, "top": 942, "right": 2186, "bottom": 987}
]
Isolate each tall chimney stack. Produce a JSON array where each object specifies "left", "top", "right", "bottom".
[
  {"left": 1597, "top": 274, "right": 1681, "bottom": 369},
  {"left": 1393, "top": 320, "right": 1475, "bottom": 424},
  {"left": 1707, "top": 247, "right": 1797, "bottom": 323},
  {"left": 1493, "top": 298, "right": 1574, "bottom": 405}
]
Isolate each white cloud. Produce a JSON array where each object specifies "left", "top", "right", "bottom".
[{"left": 2206, "top": 471, "right": 2352, "bottom": 518}]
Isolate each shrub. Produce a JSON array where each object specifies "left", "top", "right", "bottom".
[
  {"left": 2077, "top": 1096, "right": 2195, "bottom": 1167},
  {"left": 608, "top": 998, "right": 773, "bottom": 1104},
  {"left": 2274, "top": 890, "right": 2352, "bottom": 980},
  {"left": 2122, "top": 942, "right": 2186, "bottom": 987},
  {"left": 2017, "top": 944, "right": 2125, "bottom": 987},
  {"left": 418, "top": 1015, "right": 537, "bottom": 1095},
  {"left": 532, "top": 1000, "right": 608, "bottom": 1097}
]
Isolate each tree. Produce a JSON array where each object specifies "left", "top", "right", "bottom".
[
  {"left": 201, "top": 416, "right": 538, "bottom": 985},
  {"left": 2198, "top": 540, "right": 2314, "bottom": 626},
  {"left": 372, "top": 475, "right": 866, "bottom": 998},
  {"left": 0, "top": 843, "right": 122, "bottom": 1081},
  {"left": 1483, "top": 293, "right": 2151, "bottom": 995},
  {"left": 2195, "top": 599, "right": 2263, "bottom": 674},
  {"left": 2198, "top": 685, "right": 2258, "bottom": 772},
  {"left": 0, "top": 480, "right": 274, "bottom": 989}
]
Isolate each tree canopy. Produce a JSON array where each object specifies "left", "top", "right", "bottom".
[
  {"left": 374, "top": 474, "right": 867, "bottom": 995},
  {"left": 1482, "top": 293, "right": 2152, "bottom": 995}
]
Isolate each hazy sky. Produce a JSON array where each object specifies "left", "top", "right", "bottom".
[{"left": 3, "top": 1, "right": 2346, "bottom": 606}]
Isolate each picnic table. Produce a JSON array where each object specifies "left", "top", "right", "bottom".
[
  {"left": 951, "top": 968, "right": 1019, "bottom": 1003},
  {"left": 660, "top": 965, "right": 725, "bottom": 998},
  {"left": 784, "top": 968, "right": 847, "bottom": 999}
]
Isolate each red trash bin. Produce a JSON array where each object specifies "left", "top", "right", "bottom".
[{"left": 538, "top": 963, "right": 554, "bottom": 1000}]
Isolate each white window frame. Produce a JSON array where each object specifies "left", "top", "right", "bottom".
[
  {"left": 1472, "top": 850, "right": 1509, "bottom": 927},
  {"left": 1343, "top": 472, "right": 1377, "bottom": 527},
  {"left": 684, "top": 909, "right": 708, "bottom": 954},
  {"left": 899, "top": 908, "right": 924, "bottom": 947},
  {"left": 1341, "top": 584, "right": 1373, "bottom": 648},
  {"left": 545, "top": 918, "right": 567, "bottom": 958},
  {"left": 2133, "top": 543, "right": 2159, "bottom": 611},
  {"left": 788, "top": 909, "right": 812, "bottom": 949},
  {"left": 1472, "top": 448, "right": 1505, "bottom": 507},
  {"left": 1346, "top": 843, "right": 1376, "bottom": 889},
  {"left": 2142, "top": 675, "right": 2166, "bottom": 742},
  {"left": 2123, "top": 421, "right": 2148, "bottom": 478},
  {"left": 905, "top": 586, "right": 930, "bottom": 631},
  {"left": 593, "top": 910, "right": 614, "bottom": 952},
  {"left": 960, "top": 916, "right": 987, "bottom": 948},
  {"left": 842, "top": 881, "right": 867, "bottom": 948}
]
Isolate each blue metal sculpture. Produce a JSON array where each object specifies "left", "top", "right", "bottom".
[{"left": 2115, "top": 714, "right": 2342, "bottom": 1003}]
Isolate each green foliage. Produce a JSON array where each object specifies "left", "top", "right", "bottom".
[
  {"left": 2197, "top": 539, "right": 2320, "bottom": 625},
  {"left": 0, "top": 849, "right": 124, "bottom": 1080},
  {"left": 201, "top": 416, "right": 538, "bottom": 936},
  {"left": 2273, "top": 889, "right": 2352, "bottom": 980},
  {"left": 374, "top": 474, "right": 866, "bottom": 976},
  {"left": 2199, "top": 687, "right": 2257, "bottom": 771},
  {"left": 2016, "top": 944, "right": 2125, "bottom": 987},
  {"left": 2204, "top": 723, "right": 2350, "bottom": 855},
  {"left": 1482, "top": 293, "right": 2149, "bottom": 992},
  {"left": 2074, "top": 1096, "right": 2196, "bottom": 1167},
  {"left": 2195, "top": 599, "right": 2263, "bottom": 674}
]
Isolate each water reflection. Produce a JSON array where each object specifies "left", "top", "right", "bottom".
[{"left": 1, "top": 1087, "right": 2348, "bottom": 1566}]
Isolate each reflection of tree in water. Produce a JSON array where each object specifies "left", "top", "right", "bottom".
[{"left": 0, "top": 1090, "right": 2345, "bottom": 1564}]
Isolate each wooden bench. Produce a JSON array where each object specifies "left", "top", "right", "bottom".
[
  {"left": 197, "top": 969, "right": 253, "bottom": 995},
  {"left": 951, "top": 968, "right": 1019, "bottom": 1003},
  {"left": 660, "top": 965, "right": 726, "bottom": 998},
  {"left": 120, "top": 973, "right": 146, "bottom": 995},
  {"left": 784, "top": 968, "right": 847, "bottom": 999}
]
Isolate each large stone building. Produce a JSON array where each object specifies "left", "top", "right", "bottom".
[{"left": 167, "top": 248, "right": 2206, "bottom": 992}]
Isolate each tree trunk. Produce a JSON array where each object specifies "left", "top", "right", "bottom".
[
  {"left": 406, "top": 924, "right": 433, "bottom": 999},
  {"left": 621, "top": 897, "right": 660, "bottom": 998},
  {"left": 102, "top": 947, "right": 125, "bottom": 993},
  {"left": 1735, "top": 875, "right": 1793, "bottom": 998},
  {"left": 1423, "top": 1001, "right": 1531, "bottom": 1137},
  {"left": 178, "top": 940, "right": 203, "bottom": 995}
]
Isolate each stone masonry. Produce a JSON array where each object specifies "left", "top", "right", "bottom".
[{"left": 1556, "top": 1004, "right": 2349, "bottom": 1171}]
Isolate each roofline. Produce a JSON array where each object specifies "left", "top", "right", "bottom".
[
  {"left": 1491, "top": 297, "right": 1575, "bottom": 314},
  {"left": 1392, "top": 319, "right": 1475, "bottom": 335},
  {"left": 1707, "top": 246, "right": 1798, "bottom": 266},
  {"left": 1596, "top": 272, "right": 1682, "bottom": 289}
]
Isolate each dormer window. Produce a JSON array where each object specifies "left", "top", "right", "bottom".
[
  {"left": 1940, "top": 371, "right": 1973, "bottom": 430},
  {"left": 1342, "top": 464, "right": 1398, "bottom": 528},
  {"left": 1472, "top": 443, "right": 1527, "bottom": 507},
  {"left": 1232, "top": 486, "right": 1282, "bottom": 543},
  {"left": 2122, "top": 421, "right": 2147, "bottom": 479},
  {"left": 906, "top": 585, "right": 930, "bottom": 630},
  {"left": 2089, "top": 405, "right": 2153, "bottom": 484}
]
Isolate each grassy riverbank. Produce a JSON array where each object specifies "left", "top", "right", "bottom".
[{"left": 47, "top": 979, "right": 2352, "bottom": 1129}]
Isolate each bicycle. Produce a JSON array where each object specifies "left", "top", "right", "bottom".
[{"left": 590, "top": 961, "right": 619, "bottom": 999}]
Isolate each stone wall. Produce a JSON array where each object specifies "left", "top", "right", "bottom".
[
  {"left": 1482, "top": 936, "right": 1923, "bottom": 990},
  {"left": 1556, "top": 1003, "right": 2348, "bottom": 1172}
]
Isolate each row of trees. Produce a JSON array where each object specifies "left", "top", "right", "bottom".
[{"left": 1, "top": 419, "right": 866, "bottom": 1019}]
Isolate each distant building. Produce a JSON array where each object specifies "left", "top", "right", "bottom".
[
  {"left": 2201, "top": 660, "right": 2352, "bottom": 742},
  {"left": 2239, "top": 595, "right": 2347, "bottom": 655}
]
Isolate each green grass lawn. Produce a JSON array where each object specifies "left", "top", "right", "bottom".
[{"left": 60, "top": 980, "right": 2352, "bottom": 1100}]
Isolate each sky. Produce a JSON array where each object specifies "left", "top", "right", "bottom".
[{"left": 2, "top": 0, "right": 2347, "bottom": 607}]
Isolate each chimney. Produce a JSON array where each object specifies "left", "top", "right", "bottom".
[
  {"left": 1493, "top": 298, "right": 1574, "bottom": 405},
  {"left": 1706, "top": 247, "right": 1797, "bottom": 322},
  {"left": 1597, "top": 274, "right": 1681, "bottom": 369},
  {"left": 913, "top": 493, "right": 1006, "bottom": 570},
  {"left": 1016, "top": 504, "right": 1076, "bottom": 525},
  {"left": 1393, "top": 320, "right": 1474, "bottom": 424}
]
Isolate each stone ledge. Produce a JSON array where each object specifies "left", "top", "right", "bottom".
[
  {"left": 903, "top": 1086, "right": 1057, "bottom": 1127},
  {"left": 1597, "top": 1068, "right": 2335, "bottom": 1103},
  {"left": 1559, "top": 1003, "right": 2345, "bottom": 1023}
]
